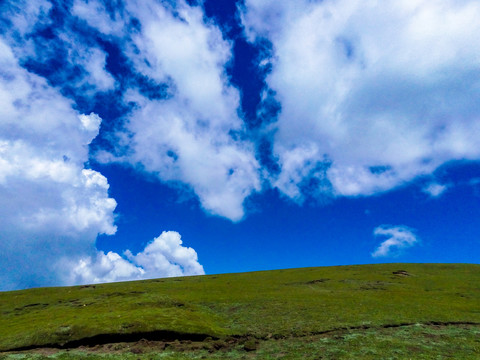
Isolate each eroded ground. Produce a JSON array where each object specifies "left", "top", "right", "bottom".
[{"left": 2, "top": 323, "right": 480, "bottom": 360}]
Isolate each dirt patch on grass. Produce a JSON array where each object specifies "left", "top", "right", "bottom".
[
  {"left": 392, "top": 270, "right": 411, "bottom": 277},
  {"left": 358, "top": 281, "right": 388, "bottom": 290},
  {"left": 13, "top": 303, "right": 50, "bottom": 312},
  {"left": 79, "top": 285, "right": 96, "bottom": 289},
  {"left": 306, "top": 279, "right": 330, "bottom": 284}
]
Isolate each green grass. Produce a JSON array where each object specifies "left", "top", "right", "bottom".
[{"left": 1, "top": 263, "right": 479, "bottom": 359}]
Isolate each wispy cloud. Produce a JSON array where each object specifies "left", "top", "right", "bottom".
[
  {"left": 72, "top": 0, "right": 125, "bottom": 35},
  {"left": 371, "top": 225, "right": 419, "bottom": 258},
  {"left": 423, "top": 182, "right": 448, "bottom": 198}
]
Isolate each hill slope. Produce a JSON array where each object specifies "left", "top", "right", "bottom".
[{"left": 1, "top": 263, "right": 479, "bottom": 358}]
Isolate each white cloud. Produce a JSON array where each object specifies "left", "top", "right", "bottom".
[
  {"left": 273, "top": 144, "right": 322, "bottom": 201},
  {"left": 0, "top": 0, "right": 219, "bottom": 290},
  {"left": 69, "top": 231, "right": 204, "bottom": 284},
  {"left": 2, "top": 0, "right": 52, "bottom": 39},
  {"left": 92, "top": 0, "right": 261, "bottom": 221},
  {"left": 74, "top": 46, "right": 116, "bottom": 92},
  {"left": 79, "top": 112, "right": 102, "bottom": 133},
  {"left": 72, "top": 0, "right": 125, "bottom": 35},
  {"left": 0, "top": 35, "right": 117, "bottom": 290},
  {"left": 423, "top": 182, "right": 448, "bottom": 197},
  {"left": 242, "top": 0, "right": 480, "bottom": 199},
  {"left": 55, "top": 29, "right": 116, "bottom": 94},
  {"left": 7, "top": 0, "right": 262, "bottom": 223},
  {"left": 121, "top": 93, "right": 260, "bottom": 221},
  {"left": 371, "top": 225, "right": 419, "bottom": 258},
  {"left": 0, "top": 29, "right": 205, "bottom": 289},
  {"left": 3, "top": 0, "right": 116, "bottom": 96}
]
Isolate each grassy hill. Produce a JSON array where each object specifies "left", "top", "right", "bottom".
[{"left": 1, "top": 263, "right": 479, "bottom": 359}]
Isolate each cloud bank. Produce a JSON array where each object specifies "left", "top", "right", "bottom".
[
  {"left": 372, "top": 225, "right": 419, "bottom": 258},
  {"left": 242, "top": 0, "right": 480, "bottom": 201}
]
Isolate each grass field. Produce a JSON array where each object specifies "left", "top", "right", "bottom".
[{"left": 1, "top": 263, "right": 479, "bottom": 359}]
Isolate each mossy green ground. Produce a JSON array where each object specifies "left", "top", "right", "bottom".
[{"left": 1, "top": 263, "right": 479, "bottom": 359}]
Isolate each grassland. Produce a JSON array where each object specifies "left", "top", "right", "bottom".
[{"left": 1, "top": 263, "right": 479, "bottom": 359}]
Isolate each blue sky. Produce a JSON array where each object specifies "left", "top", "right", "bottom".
[{"left": 1, "top": 0, "right": 479, "bottom": 290}]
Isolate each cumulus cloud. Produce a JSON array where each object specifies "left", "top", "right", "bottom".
[
  {"left": 0, "top": 0, "right": 222, "bottom": 290},
  {"left": 371, "top": 225, "right": 419, "bottom": 258},
  {"left": 69, "top": 231, "right": 204, "bottom": 284},
  {"left": 120, "top": 91, "right": 260, "bottom": 221},
  {"left": 91, "top": 0, "right": 261, "bottom": 221},
  {"left": 0, "top": 35, "right": 117, "bottom": 289},
  {"left": 242, "top": 0, "right": 480, "bottom": 200},
  {"left": 0, "top": 32, "right": 205, "bottom": 289},
  {"left": 7, "top": 0, "right": 262, "bottom": 222}
]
